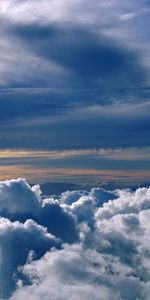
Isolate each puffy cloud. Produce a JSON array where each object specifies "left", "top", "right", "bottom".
[
  {"left": 60, "top": 189, "right": 88, "bottom": 205},
  {"left": 95, "top": 187, "right": 150, "bottom": 220},
  {"left": 61, "top": 188, "right": 117, "bottom": 229},
  {"left": 10, "top": 239, "right": 150, "bottom": 300},
  {"left": 37, "top": 202, "right": 78, "bottom": 243},
  {"left": 0, "top": 178, "right": 40, "bottom": 215},
  {"left": 0, "top": 179, "right": 150, "bottom": 299},
  {"left": 0, "top": 217, "right": 61, "bottom": 299},
  {"left": 10, "top": 244, "right": 123, "bottom": 300},
  {"left": 0, "top": 179, "right": 78, "bottom": 243}
]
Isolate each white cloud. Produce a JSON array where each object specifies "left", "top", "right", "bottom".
[
  {"left": 0, "top": 178, "right": 150, "bottom": 299},
  {"left": 0, "top": 0, "right": 147, "bottom": 29},
  {"left": 0, "top": 216, "right": 61, "bottom": 299},
  {"left": 0, "top": 178, "right": 40, "bottom": 215},
  {"left": 10, "top": 244, "right": 123, "bottom": 300}
]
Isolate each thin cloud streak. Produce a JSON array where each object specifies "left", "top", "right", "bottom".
[
  {"left": 0, "top": 148, "right": 149, "bottom": 160},
  {"left": 0, "top": 165, "right": 149, "bottom": 184}
]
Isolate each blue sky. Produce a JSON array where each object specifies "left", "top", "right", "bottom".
[{"left": 0, "top": 0, "right": 150, "bottom": 184}]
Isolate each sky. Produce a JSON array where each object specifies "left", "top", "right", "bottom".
[
  {"left": 0, "top": 2, "right": 150, "bottom": 298},
  {"left": 0, "top": 0, "right": 150, "bottom": 184}
]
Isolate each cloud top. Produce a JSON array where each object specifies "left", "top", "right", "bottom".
[{"left": 0, "top": 178, "right": 150, "bottom": 299}]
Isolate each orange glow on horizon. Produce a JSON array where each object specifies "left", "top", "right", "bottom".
[{"left": 0, "top": 165, "right": 149, "bottom": 184}]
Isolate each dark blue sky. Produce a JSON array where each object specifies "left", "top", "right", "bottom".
[{"left": 0, "top": 0, "right": 150, "bottom": 184}]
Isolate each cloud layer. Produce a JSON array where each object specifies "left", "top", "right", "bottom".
[
  {"left": 0, "top": 178, "right": 150, "bottom": 299},
  {"left": 0, "top": 0, "right": 150, "bottom": 151}
]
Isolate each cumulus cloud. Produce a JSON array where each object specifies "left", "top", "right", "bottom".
[
  {"left": 10, "top": 244, "right": 124, "bottom": 300},
  {"left": 0, "top": 179, "right": 78, "bottom": 243},
  {"left": 0, "top": 217, "right": 61, "bottom": 299},
  {"left": 0, "top": 179, "right": 150, "bottom": 299},
  {"left": 0, "top": 178, "right": 40, "bottom": 215}
]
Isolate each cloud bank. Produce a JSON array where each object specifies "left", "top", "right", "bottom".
[{"left": 0, "top": 178, "right": 150, "bottom": 299}]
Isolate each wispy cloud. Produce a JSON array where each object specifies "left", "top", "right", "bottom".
[
  {"left": 0, "top": 0, "right": 149, "bottom": 178},
  {"left": 0, "top": 147, "right": 149, "bottom": 160},
  {"left": 0, "top": 165, "right": 149, "bottom": 184}
]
